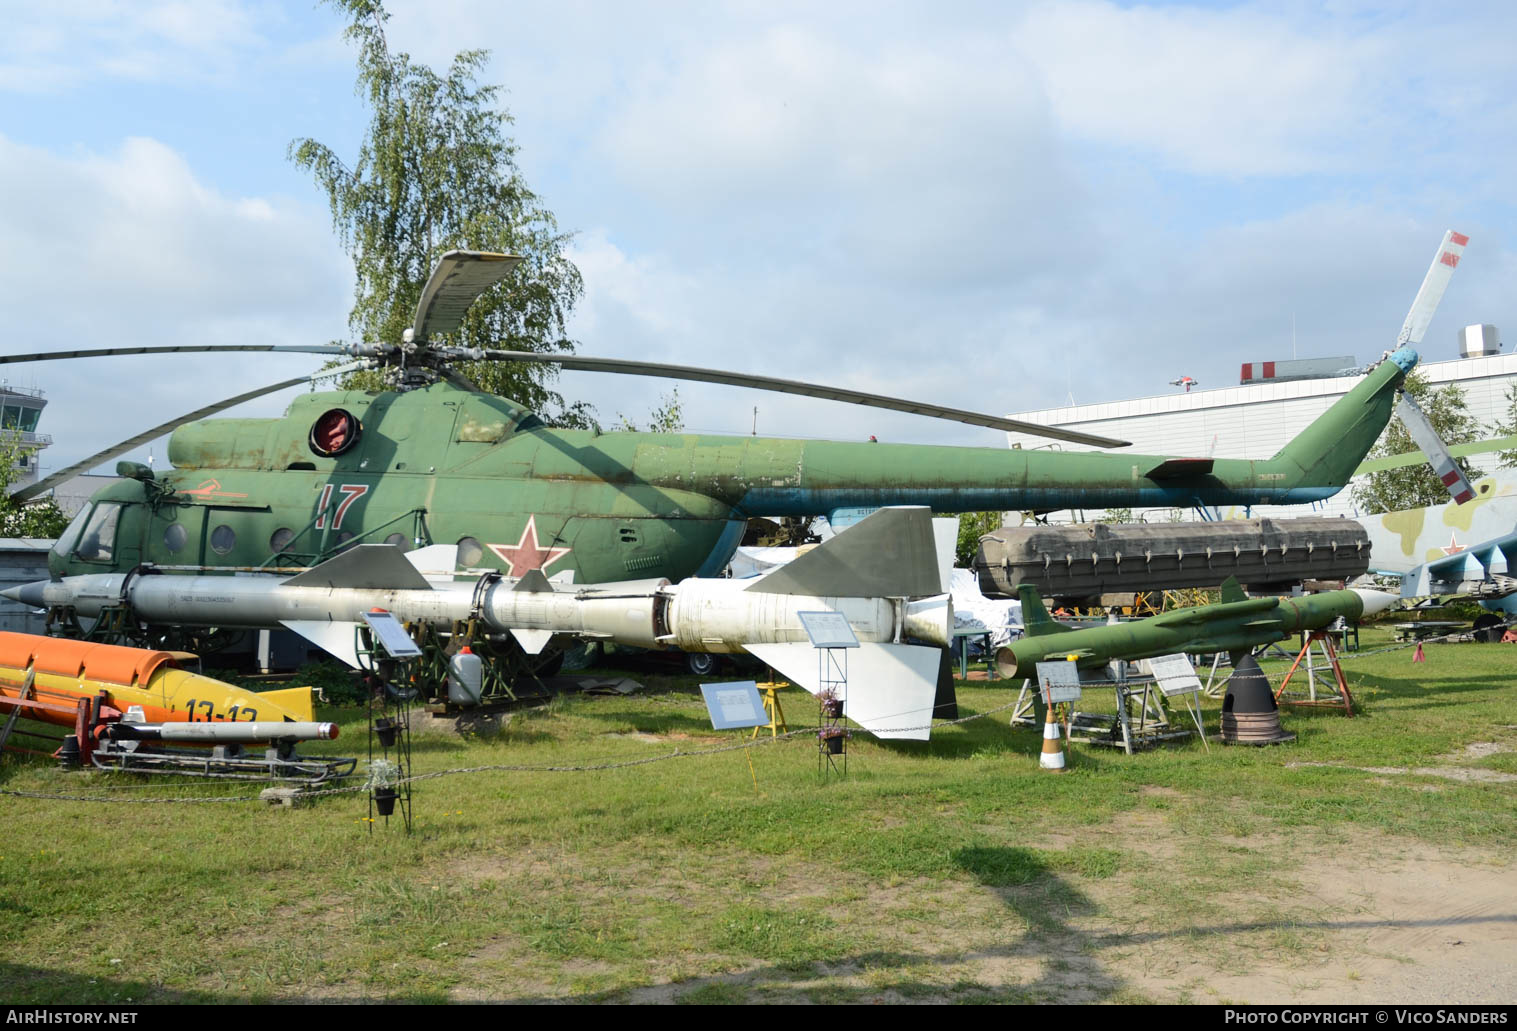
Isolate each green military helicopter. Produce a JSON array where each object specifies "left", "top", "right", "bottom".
[{"left": 5, "top": 252, "right": 1415, "bottom": 663}]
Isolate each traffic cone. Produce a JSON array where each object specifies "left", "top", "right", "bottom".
[
  {"left": 1413, "top": 642, "right": 1426, "bottom": 663},
  {"left": 1040, "top": 705, "right": 1066, "bottom": 772}
]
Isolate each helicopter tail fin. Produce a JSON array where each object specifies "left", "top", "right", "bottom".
[{"left": 1266, "top": 348, "right": 1417, "bottom": 489}]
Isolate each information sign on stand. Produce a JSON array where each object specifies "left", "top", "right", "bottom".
[
  {"left": 357, "top": 609, "right": 420, "bottom": 834},
  {"left": 700, "top": 682, "right": 768, "bottom": 730},
  {"left": 361, "top": 611, "right": 424, "bottom": 658},
  {"left": 1143, "top": 654, "right": 1204, "bottom": 697},
  {"left": 797, "top": 611, "right": 860, "bottom": 649},
  {"left": 1139, "top": 653, "right": 1210, "bottom": 752},
  {"left": 797, "top": 611, "right": 855, "bottom": 779},
  {"left": 1034, "top": 661, "right": 1083, "bottom": 705}
]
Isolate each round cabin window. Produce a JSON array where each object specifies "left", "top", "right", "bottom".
[
  {"left": 163, "top": 523, "right": 188, "bottom": 554},
  {"left": 384, "top": 532, "right": 409, "bottom": 550},
  {"left": 309, "top": 408, "right": 361, "bottom": 457},
  {"left": 270, "top": 528, "right": 295, "bottom": 553},
  {"left": 210, "top": 525, "right": 236, "bottom": 556}
]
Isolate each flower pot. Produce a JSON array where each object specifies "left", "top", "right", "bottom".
[
  {"left": 373, "top": 787, "right": 398, "bottom": 816},
  {"left": 821, "top": 700, "right": 843, "bottom": 719},
  {"left": 824, "top": 735, "right": 844, "bottom": 755},
  {"left": 374, "top": 717, "right": 398, "bottom": 748}
]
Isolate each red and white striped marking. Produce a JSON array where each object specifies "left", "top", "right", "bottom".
[{"left": 1398, "top": 230, "right": 1470, "bottom": 348}]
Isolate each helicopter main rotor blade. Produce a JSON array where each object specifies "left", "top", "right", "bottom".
[
  {"left": 412, "top": 251, "right": 524, "bottom": 342},
  {"left": 10, "top": 361, "right": 368, "bottom": 504},
  {"left": 0, "top": 344, "right": 348, "bottom": 366},
  {"left": 473, "top": 349, "right": 1132, "bottom": 448}
]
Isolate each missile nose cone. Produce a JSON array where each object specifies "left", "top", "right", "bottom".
[
  {"left": 1352, "top": 589, "right": 1397, "bottom": 617},
  {"left": 2, "top": 580, "right": 49, "bottom": 608}
]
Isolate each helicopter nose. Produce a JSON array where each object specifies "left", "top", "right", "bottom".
[{"left": 1, "top": 580, "right": 48, "bottom": 608}]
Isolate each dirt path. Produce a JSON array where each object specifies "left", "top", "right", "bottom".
[{"left": 1079, "top": 839, "right": 1517, "bottom": 1004}]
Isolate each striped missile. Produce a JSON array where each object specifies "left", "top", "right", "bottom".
[
  {"left": 0, "top": 632, "right": 315, "bottom": 729},
  {"left": 995, "top": 578, "right": 1396, "bottom": 679}
]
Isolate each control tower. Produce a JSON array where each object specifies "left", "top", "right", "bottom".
[{"left": 0, "top": 384, "right": 52, "bottom": 489}]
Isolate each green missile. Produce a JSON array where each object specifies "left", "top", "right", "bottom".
[{"left": 994, "top": 578, "right": 1396, "bottom": 679}]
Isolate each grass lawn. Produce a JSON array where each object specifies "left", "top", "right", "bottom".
[{"left": 1, "top": 627, "right": 1513, "bottom": 1003}]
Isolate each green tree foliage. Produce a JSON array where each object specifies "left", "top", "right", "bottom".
[
  {"left": 617, "top": 389, "right": 684, "bottom": 433},
  {"left": 955, "top": 511, "right": 1004, "bottom": 568},
  {"left": 1489, "top": 381, "right": 1517, "bottom": 470},
  {"left": 0, "top": 437, "right": 68, "bottom": 538},
  {"left": 288, "top": 0, "right": 585, "bottom": 420},
  {"left": 1352, "top": 372, "right": 1486, "bottom": 514}
]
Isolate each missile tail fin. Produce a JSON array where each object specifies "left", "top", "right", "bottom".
[
  {"left": 1018, "top": 585, "right": 1072, "bottom": 637},
  {"left": 746, "top": 506, "right": 940, "bottom": 597},
  {"left": 405, "top": 543, "right": 460, "bottom": 583},
  {"left": 744, "top": 641, "right": 938, "bottom": 740},
  {"left": 255, "top": 686, "right": 316, "bottom": 723},
  {"left": 511, "top": 628, "right": 553, "bottom": 654},
  {"left": 285, "top": 544, "right": 432, "bottom": 592},
  {"left": 281, "top": 620, "right": 363, "bottom": 669},
  {"left": 1220, "top": 576, "right": 1247, "bottom": 604},
  {"left": 933, "top": 647, "right": 959, "bottom": 720},
  {"left": 513, "top": 570, "right": 553, "bottom": 593}
]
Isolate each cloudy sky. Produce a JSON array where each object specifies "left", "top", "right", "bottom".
[{"left": 3, "top": 0, "right": 1516, "bottom": 478}]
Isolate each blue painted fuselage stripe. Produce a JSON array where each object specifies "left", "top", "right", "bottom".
[
  {"left": 734, "top": 486, "right": 1338, "bottom": 516},
  {"left": 694, "top": 518, "right": 748, "bottom": 577}
]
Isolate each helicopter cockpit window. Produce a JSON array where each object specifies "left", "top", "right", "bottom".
[
  {"left": 74, "top": 503, "right": 121, "bottom": 563},
  {"left": 52, "top": 505, "right": 92, "bottom": 559},
  {"left": 309, "top": 409, "right": 361, "bottom": 458}
]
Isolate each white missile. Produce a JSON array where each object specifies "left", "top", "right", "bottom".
[{"left": 6, "top": 508, "right": 955, "bottom": 738}]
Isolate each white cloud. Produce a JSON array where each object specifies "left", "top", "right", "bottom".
[
  {"left": 6, "top": 0, "right": 1516, "bottom": 471},
  {"left": 0, "top": 133, "right": 350, "bottom": 474},
  {"left": 1010, "top": 0, "right": 1380, "bottom": 175},
  {"left": 0, "top": 0, "right": 266, "bottom": 92}
]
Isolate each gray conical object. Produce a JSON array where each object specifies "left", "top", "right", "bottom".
[{"left": 1220, "top": 654, "right": 1295, "bottom": 745}]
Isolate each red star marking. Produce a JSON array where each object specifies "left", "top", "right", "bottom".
[
  {"left": 487, "top": 515, "right": 572, "bottom": 577},
  {"left": 1441, "top": 533, "right": 1464, "bottom": 556}
]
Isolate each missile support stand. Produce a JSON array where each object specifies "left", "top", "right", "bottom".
[{"left": 1274, "top": 631, "right": 1354, "bottom": 716}]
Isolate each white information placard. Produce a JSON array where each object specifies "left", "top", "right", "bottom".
[
  {"left": 797, "top": 611, "right": 859, "bottom": 649},
  {"left": 1143, "top": 653, "right": 1204, "bottom": 697},
  {"left": 361, "top": 610, "right": 423, "bottom": 658},
  {"left": 699, "top": 681, "right": 768, "bottom": 730},
  {"left": 1034, "top": 661, "right": 1083, "bottom": 704}
]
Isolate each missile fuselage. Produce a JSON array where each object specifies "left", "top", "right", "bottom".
[
  {"left": 21, "top": 569, "right": 950, "bottom": 655},
  {"left": 0, "top": 632, "right": 314, "bottom": 728},
  {"left": 995, "top": 589, "right": 1391, "bottom": 678}
]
